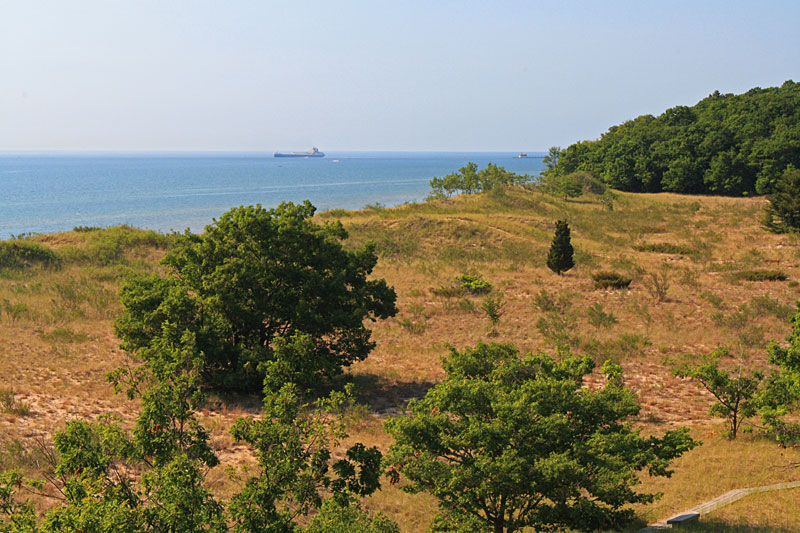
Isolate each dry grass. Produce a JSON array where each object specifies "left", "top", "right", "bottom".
[
  {"left": 683, "top": 488, "right": 800, "bottom": 532},
  {"left": 2, "top": 189, "right": 800, "bottom": 529}
]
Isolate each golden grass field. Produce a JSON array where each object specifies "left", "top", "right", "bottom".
[{"left": 1, "top": 187, "right": 800, "bottom": 530}]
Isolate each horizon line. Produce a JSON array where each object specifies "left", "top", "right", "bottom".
[{"left": 0, "top": 149, "right": 550, "bottom": 155}]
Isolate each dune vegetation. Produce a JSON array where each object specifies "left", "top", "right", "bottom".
[{"left": 1, "top": 184, "right": 800, "bottom": 531}]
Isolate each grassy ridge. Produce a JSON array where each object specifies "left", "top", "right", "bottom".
[{"left": 1, "top": 188, "right": 800, "bottom": 529}]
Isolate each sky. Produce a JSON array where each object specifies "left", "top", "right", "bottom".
[{"left": 1, "top": 0, "right": 799, "bottom": 152}]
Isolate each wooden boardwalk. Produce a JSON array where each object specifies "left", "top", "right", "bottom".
[{"left": 638, "top": 480, "right": 800, "bottom": 531}]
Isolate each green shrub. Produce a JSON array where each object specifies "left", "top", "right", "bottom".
[
  {"left": 591, "top": 271, "right": 632, "bottom": 289},
  {"left": 41, "top": 327, "right": 90, "bottom": 344},
  {"left": 616, "top": 333, "right": 651, "bottom": 358},
  {"left": 633, "top": 242, "right": 696, "bottom": 256},
  {"left": 584, "top": 333, "right": 652, "bottom": 362},
  {"left": 644, "top": 270, "right": 670, "bottom": 303},
  {"left": 0, "top": 389, "right": 31, "bottom": 416},
  {"left": 480, "top": 293, "right": 505, "bottom": 336},
  {"left": 532, "top": 289, "right": 574, "bottom": 314},
  {"left": 542, "top": 171, "right": 606, "bottom": 199},
  {"left": 732, "top": 270, "right": 788, "bottom": 282},
  {"left": 2, "top": 300, "right": 31, "bottom": 323},
  {"left": 430, "top": 284, "right": 466, "bottom": 298},
  {"left": 750, "top": 295, "right": 794, "bottom": 321},
  {"left": 712, "top": 306, "right": 753, "bottom": 329},
  {"left": 397, "top": 304, "right": 427, "bottom": 334},
  {"left": 396, "top": 317, "right": 427, "bottom": 334},
  {"left": 700, "top": 291, "right": 724, "bottom": 308},
  {"left": 586, "top": 302, "right": 618, "bottom": 329},
  {"left": 455, "top": 274, "right": 493, "bottom": 295},
  {"left": 0, "top": 240, "right": 60, "bottom": 270},
  {"left": 82, "top": 225, "right": 172, "bottom": 265}
]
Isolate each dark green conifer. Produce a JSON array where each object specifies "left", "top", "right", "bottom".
[
  {"left": 547, "top": 220, "right": 574, "bottom": 275},
  {"left": 764, "top": 165, "right": 800, "bottom": 233}
]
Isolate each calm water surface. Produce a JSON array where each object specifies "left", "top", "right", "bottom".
[{"left": 0, "top": 152, "right": 545, "bottom": 238}]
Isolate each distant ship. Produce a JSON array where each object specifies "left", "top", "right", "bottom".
[
  {"left": 274, "top": 147, "right": 325, "bottom": 158},
  {"left": 515, "top": 152, "right": 528, "bottom": 158}
]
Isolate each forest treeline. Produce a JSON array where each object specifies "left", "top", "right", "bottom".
[{"left": 549, "top": 80, "right": 800, "bottom": 196}]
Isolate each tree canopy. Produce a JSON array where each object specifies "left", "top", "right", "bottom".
[
  {"left": 549, "top": 80, "right": 800, "bottom": 196},
  {"left": 759, "top": 305, "right": 800, "bottom": 446},
  {"left": 428, "top": 163, "right": 530, "bottom": 198},
  {"left": 763, "top": 165, "right": 800, "bottom": 232},
  {"left": 384, "top": 343, "right": 696, "bottom": 533},
  {"left": 1, "top": 326, "right": 390, "bottom": 532},
  {"left": 115, "top": 201, "right": 398, "bottom": 393}
]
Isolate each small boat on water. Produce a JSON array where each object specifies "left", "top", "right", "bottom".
[
  {"left": 515, "top": 152, "right": 528, "bottom": 158},
  {"left": 274, "top": 147, "right": 325, "bottom": 158}
]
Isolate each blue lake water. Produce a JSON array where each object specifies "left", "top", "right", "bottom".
[{"left": 0, "top": 152, "right": 546, "bottom": 238}]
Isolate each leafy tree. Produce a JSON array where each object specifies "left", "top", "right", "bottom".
[
  {"left": 384, "top": 343, "right": 696, "bottom": 533},
  {"left": 29, "top": 330, "right": 227, "bottom": 532},
  {"left": 542, "top": 146, "right": 561, "bottom": 173},
  {"left": 543, "top": 171, "right": 606, "bottom": 200},
  {"left": 304, "top": 499, "right": 399, "bottom": 533},
  {"left": 673, "top": 347, "right": 764, "bottom": 439},
  {"left": 0, "top": 471, "right": 37, "bottom": 532},
  {"left": 601, "top": 188, "right": 618, "bottom": 211},
  {"left": 115, "top": 201, "right": 398, "bottom": 392},
  {"left": 546, "top": 220, "right": 574, "bottom": 275},
  {"left": 1, "top": 327, "right": 386, "bottom": 531},
  {"left": 763, "top": 165, "right": 800, "bottom": 233},
  {"left": 759, "top": 305, "right": 800, "bottom": 446},
  {"left": 429, "top": 163, "right": 528, "bottom": 198},
  {"left": 228, "top": 382, "right": 383, "bottom": 532},
  {"left": 479, "top": 292, "right": 504, "bottom": 336},
  {"left": 549, "top": 80, "right": 800, "bottom": 196}
]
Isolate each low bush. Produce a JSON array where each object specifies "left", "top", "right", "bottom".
[
  {"left": 396, "top": 317, "right": 427, "bottom": 334},
  {"left": 41, "top": 327, "right": 90, "bottom": 344},
  {"left": 581, "top": 333, "right": 652, "bottom": 363},
  {"left": 84, "top": 225, "right": 172, "bottom": 265},
  {"left": 455, "top": 274, "right": 493, "bottom": 295},
  {"left": 480, "top": 293, "right": 505, "bottom": 336},
  {"left": 732, "top": 270, "right": 788, "bottom": 282},
  {"left": 591, "top": 271, "right": 632, "bottom": 289},
  {"left": 586, "top": 302, "right": 618, "bottom": 329},
  {"left": 2, "top": 300, "right": 31, "bottom": 323},
  {"left": 396, "top": 304, "right": 427, "bottom": 334},
  {"left": 644, "top": 270, "right": 670, "bottom": 303},
  {"left": 633, "top": 242, "right": 696, "bottom": 256},
  {"left": 533, "top": 288, "right": 573, "bottom": 313},
  {"left": 700, "top": 290, "right": 724, "bottom": 308},
  {"left": 430, "top": 284, "right": 466, "bottom": 298},
  {"left": 750, "top": 294, "right": 794, "bottom": 321},
  {"left": 0, "top": 240, "right": 60, "bottom": 270},
  {"left": 542, "top": 171, "right": 606, "bottom": 199},
  {"left": 0, "top": 389, "right": 31, "bottom": 417}
]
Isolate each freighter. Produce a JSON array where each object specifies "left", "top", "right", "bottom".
[{"left": 273, "top": 147, "right": 325, "bottom": 158}]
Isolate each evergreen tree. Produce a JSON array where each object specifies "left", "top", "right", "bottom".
[
  {"left": 763, "top": 165, "right": 800, "bottom": 233},
  {"left": 547, "top": 220, "right": 574, "bottom": 275}
]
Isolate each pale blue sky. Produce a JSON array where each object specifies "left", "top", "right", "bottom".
[{"left": 1, "top": 0, "right": 798, "bottom": 151}]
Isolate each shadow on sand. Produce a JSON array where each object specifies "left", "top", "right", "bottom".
[{"left": 334, "top": 372, "right": 437, "bottom": 415}]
